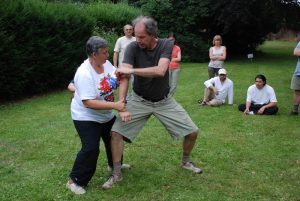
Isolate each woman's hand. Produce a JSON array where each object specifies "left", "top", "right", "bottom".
[{"left": 114, "top": 98, "right": 126, "bottom": 111}]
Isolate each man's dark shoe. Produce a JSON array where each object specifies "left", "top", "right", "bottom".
[{"left": 289, "top": 111, "right": 298, "bottom": 116}]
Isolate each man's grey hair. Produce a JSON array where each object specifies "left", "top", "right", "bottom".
[
  {"left": 132, "top": 16, "right": 158, "bottom": 37},
  {"left": 123, "top": 24, "right": 133, "bottom": 30},
  {"left": 86, "top": 36, "right": 108, "bottom": 57}
]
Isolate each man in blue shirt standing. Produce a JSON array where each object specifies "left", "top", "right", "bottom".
[{"left": 290, "top": 41, "right": 300, "bottom": 115}]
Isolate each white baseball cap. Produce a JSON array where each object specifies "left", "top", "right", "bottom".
[{"left": 218, "top": 68, "right": 227, "bottom": 75}]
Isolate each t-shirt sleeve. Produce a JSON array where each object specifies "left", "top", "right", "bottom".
[
  {"left": 269, "top": 87, "right": 277, "bottom": 102},
  {"left": 122, "top": 42, "right": 136, "bottom": 65},
  {"left": 114, "top": 38, "right": 121, "bottom": 52},
  {"left": 228, "top": 81, "right": 234, "bottom": 104},
  {"left": 246, "top": 87, "right": 252, "bottom": 102},
  {"left": 161, "top": 39, "right": 173, "bottom": 59},
  {"left": 204, "top": 77, "right": 215, "bottom": 88},
  {"left": 75, "top": 70, "right": 97, "bottom": 100}
]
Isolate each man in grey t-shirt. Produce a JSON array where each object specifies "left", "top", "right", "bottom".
[{"left": 102, "top": 16, "right": 203, "bottom": 190}]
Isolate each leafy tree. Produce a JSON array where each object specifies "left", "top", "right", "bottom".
[
  {"left": 133, "top": 0, "right": 300, "bottom": 60},
  {"left": 207, "top": 0, "right": 281, "bottom": 54},
  {"left": 275, "top": 0, "right": 300, "bottom": 31},
  {"left": 140, "top": 0, "right": 210, "bottom": 62}
]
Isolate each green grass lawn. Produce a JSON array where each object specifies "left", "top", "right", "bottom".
[{"left": 0, "top": 41, "right": 299, "bottom": 201}]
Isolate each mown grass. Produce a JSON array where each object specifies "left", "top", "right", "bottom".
[{"left": 0, "top": 41, "right": 299, "bottom": 201}]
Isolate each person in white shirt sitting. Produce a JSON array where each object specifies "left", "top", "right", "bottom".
[
  {"left": 238, "top": 74, "right": 278, "bottom": 115},
  {"left": 198, "top": 68, "right": 233, "bottom": 106}
]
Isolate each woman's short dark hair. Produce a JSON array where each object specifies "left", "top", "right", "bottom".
[
  {"left": 86, "top": 36, "right": 108, "bottom": 57},
  {"left": 255, "top": 74, "right": 267, "bottom": 85}
]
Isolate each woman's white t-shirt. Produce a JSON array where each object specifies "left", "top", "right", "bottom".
[{"left": 71, "top": 59, "right": 117, "bottom": 123}]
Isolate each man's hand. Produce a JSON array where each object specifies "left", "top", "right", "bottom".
[
  {"left": 257, "top": 106, "right": 266, "bottom": 115},
  {"left": 212, "top": 86, "right": 219, "bottom": 95},
  {"left": 244, "top": 108, "right": 250, "bottom": 115},
  {"left": 116, "top": 67, "right": 134, "bottom": 76},
  {"left": 114, "top": 98, "right": 126, "bottom": 111},
  {"left": 115, "top": 70, "right": 130, "bottom": 88},
  {"left": 119, "top": 111, "right": 132, "bottom": 122}
]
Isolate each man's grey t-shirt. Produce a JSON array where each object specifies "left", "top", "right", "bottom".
[{"left": 123, "top": 38, "right": 173, "bottom": 101}]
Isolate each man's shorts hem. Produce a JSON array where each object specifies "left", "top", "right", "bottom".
[
  {"left": 111, "top": 127, "right": 133, "bottom": 143},
  {"left": 291, "top": 75, "right": 300, "bottom": 90}
]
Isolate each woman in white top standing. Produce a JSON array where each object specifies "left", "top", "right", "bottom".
[
  {"left": 66, "top": 36, "right": 126, "bottom": 195},
  {"left": 208, "top": 35, "right": 227, "bottom": 78}
]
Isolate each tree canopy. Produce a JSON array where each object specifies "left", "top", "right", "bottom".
[{"left": 125, "top": 0, "right": 300, "bottom": 61}]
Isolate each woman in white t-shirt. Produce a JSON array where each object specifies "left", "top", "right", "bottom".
[
  {"left": 208, "top": 35, "right": 227, "bottom": 78},
  {"left": 66, "top": 36, "right": 126, "bottom": 195}
]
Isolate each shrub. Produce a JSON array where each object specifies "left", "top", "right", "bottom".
[
  {"left": 0, "top": 0, "right": 142, "bottom": 101},
  {"left": 0, "top": 0, "right": 95, "bottom": 100},
  {"left": 139, "top": 0, "right": 210, "bottom": 62}
]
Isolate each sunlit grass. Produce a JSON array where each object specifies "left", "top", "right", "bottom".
[{"left": 0, "top": 41, "right": 299, "bottom": 201}]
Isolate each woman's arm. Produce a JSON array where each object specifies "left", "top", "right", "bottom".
[
  {"left": 83, "top": 98, "right": 125, "bottom": 111},
  {"left": 172, "top": 49, "right": 181, "bottom": 62}
]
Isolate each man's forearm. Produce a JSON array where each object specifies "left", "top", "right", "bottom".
[
  {"left": 263, "top": 102, "right": 277, "bottom": 109},
  {"left": 245, "top": 101, "right": 251, "bottom": 110},
  {"left": 294, "top": 48, "right": 300, "bottom": 57},
  {"left": 118, "top": 77, "right": 129, "bottom": 101},
  {"left": 113, "top": 52, "right": 119, "bottom": 67},
  {"left": 127, "top": 65, "right": 169, "bottom": 78}
]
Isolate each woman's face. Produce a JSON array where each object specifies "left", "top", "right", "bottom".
[
  {"left": 214, "top": 38, "right": 221, "bottom": 46},
  {"left": 93, "top": 47, "right": 109, "bottom": 66}
]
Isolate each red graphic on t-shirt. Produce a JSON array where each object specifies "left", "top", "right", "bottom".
[{"left": 99, "top": 76, "right": 114, "bottom": 102}]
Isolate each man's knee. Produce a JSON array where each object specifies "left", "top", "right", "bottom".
[
  {"left": 186, "top": 130, "right": 199, "bottom": 140},
  {"left": 111, "top": 131, "right": 123, "bottom": 141},
  {"left": 111, "top": 131, "right": 131, "bottom": 143},
  {"left": 238, "top": 104, "right": 245, "bottom": 111},
  {"left": 265, "top": 106, "right": 279, "bottom": 115}
]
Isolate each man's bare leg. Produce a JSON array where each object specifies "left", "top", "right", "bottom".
[
  {"left": 102, "top": 131, "right": 124, "bottom": 189},
  {"left": 291, "top": 90, "right": 300, "bottom": 115},
  {"left": 111, "top": 131, "right": 124, "bottom": 174},
  {"left": 181, "top": 130, "right": 203, "bottom": 173}
]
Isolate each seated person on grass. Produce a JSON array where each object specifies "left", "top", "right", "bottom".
[
  {"left": 198, "top": 68, "right": 233, "bottom": 106},
  {"left": 238, "top": 74, "right": 278, "bottom": 115}
]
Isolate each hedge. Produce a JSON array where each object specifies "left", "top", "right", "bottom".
[{"left": 0, "top": 0, "right": 142, "bottom": 101}]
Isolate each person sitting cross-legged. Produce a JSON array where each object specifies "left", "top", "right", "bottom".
[
  {"left": 238, "top": 74, "right": 278, "bottom": 115},
  {"left": 198, "top": 68, "right": 233, "bottom": 106}
]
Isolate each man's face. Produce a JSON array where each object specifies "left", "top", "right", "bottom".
[
  {"left": 219, "top": 74, "right": 226, "bottom": 81},
  {"left": 134, "top": 22, "right": 154, "bottom": 49},
  {"left": 255, "top": 78, "right": 265, "bottom": 89},
  {"left": 124, "top": 25, "right": 133, "bottom": 37}
]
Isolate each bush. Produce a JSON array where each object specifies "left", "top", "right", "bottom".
[
  {"left": 140, "top": 0, "right": 210, "bottom": 62},
  {"left": 0, "top": 0, "right": 95, "bottom": 100},
  {"left": 87, "top": 2, "right": 142, "bottom": 57},
  {"left": 0, "top": 0, "right": 142, "bottom": 101}
]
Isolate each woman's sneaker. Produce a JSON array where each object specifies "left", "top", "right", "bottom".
[
  {"left": 181, "top": 161, "right": 203, "bottom": 174},
  {"left": 66, "top": 181, "right": 86, "bottom": 195}
]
